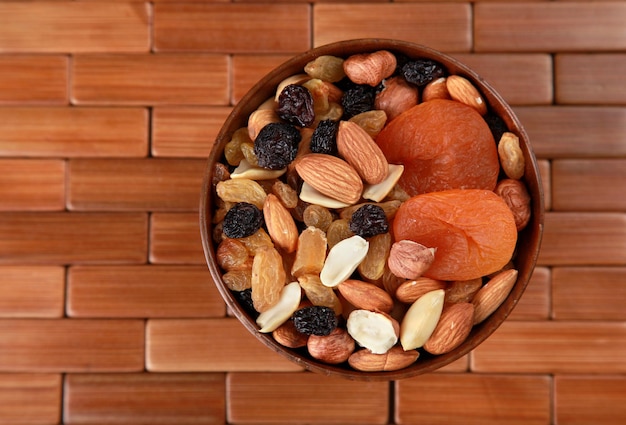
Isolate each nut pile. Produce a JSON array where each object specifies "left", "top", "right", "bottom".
[{"left": 210, "top": 49, "right": 532, "bottom": 372}]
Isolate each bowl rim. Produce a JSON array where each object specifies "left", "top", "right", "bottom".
[{"left": 199, "top": 38, "right": 545, "bottom": 381}]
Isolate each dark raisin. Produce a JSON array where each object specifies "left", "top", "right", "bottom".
[
  {"left": 253, "top": 122, "right": 301, "bottom": 170},
  {"left": 222, "top": 202, "right": 263, "bottom": 239},
  {"left": 292, "top": 306, "right": 337, "bottom": 336},
  {"left": 232, "top": 288, "right": 259, "bottom": 319},
  {"left": 341, "top": 83, "right": 377, "bottom": 119},
  {"left": 483, "top": 113, "right": 509, "bottom": 143},
  {"left": 401, "top": 59, "right": 445, "bottom": 87},
  {"left": 310, "top": 119, "right": 339, "bottom": 155},
  {"left": 277, "top": 84, "right": 315, "bottom": 127},
  {"left": 349, "top": 204, "right": 389, "bottom": 238}
]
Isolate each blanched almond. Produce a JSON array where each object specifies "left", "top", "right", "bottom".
[
  {"left": 400, "top": 289, "right": 445, "bottom": 351},
  {"left": 256, "top": 281, "right": 302, "bottom": 333},
  {"left": 347, "top": 309, "right": 399, "bottom": 354},
  {"left": 320, "top": 235, "right": 369, "bottom": 288}
]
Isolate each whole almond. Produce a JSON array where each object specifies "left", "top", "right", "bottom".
[
  {"left": 337, "top": 279, "right": 394, "bottom": 313},
  {"left": 337, "top": 120, "right": 389, "bottom": 185},
  {"left": 422, "top": 77, "right": 451, "bottom": 102},
  {"left": 263, "top": 194, "right": 299, "bottom": 253},
  {"left": 295, "top": 153, "right": 363, "bottom": 204},
  {"left": 472, "top": 268, "right": 518, "bottom": 324},
  {"left": 307, "top": 327, "right": 355, "bottom": 364},
  {"left": 348, "top": 346, "right": 420, "bottom": 372},
  {"left": 343, "top": 50, "right": 397, "bottom": 87},
  {"left": 272, "top": 320, "right": 308, "bottom": 348},
  {"left": 423, "top": 302, "right": 475, "bottom": 355},
  {"left": 395, "top": 277, "right": 447, "bottom": 304},
  {"left": 446, "top": 75, "right": 488, "bottom": 116}
]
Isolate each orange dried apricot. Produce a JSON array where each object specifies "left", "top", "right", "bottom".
[
  {"left": 376, "top": 99, "right": 499, "bottom": 195},
  {"left": 393, "top": 189, "right": 517, "bottom": 281}
]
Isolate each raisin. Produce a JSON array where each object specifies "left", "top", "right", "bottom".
[
  {"left": 483, "top": 113, "right": 509, "bottom": 143},
  {"left": 292, "top": 306, "right": 338, "bottom": 336},
  {"left": 253, "top": 122, "right": 301, "bottom": 170},
  {"left": 222, "top": 202, "right": 263, "bottom": 239},
  {"left": 277, "top": 84, "right": 315, "bottom": 127},
  {"left": 232, "top": 288, "right": 259, "bottom": 319},
  {"left": 310, "top": 119, "right": 339, "bottom": 155},
  {"left": 349, "top": 204, "right": 389, "bottom": 238},
  {"left": 401, "top": 59, "right": 445, "bottom": 87},
  {"left": 341, "top": 83, "right": 377, "bottom": 119}
]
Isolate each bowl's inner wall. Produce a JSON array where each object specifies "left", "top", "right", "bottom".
[{"left": 200, "top": 39, "right": 544, "bottom": 380}]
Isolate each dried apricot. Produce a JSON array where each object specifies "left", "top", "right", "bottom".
[
  {"left": 393, "top": 189, "right": 517, "bottom": 281},
  {"left": 376, "top": 99, "right": 499, "bottom": 195}
]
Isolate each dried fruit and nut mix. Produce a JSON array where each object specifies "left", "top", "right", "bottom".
[{"left": 209, "top": 49, "right": 532, "bottom": 372}]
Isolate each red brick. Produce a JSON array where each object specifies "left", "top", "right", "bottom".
[
  {"left": 72, "top": 54, "right": 229, "bottom": 105},
  {"left": 472, "top": 321, "right": 626, "bottom": 373},
  {"left": 513, "top": 106, "right": 626, "bottom": 158},
  {"left": 152, "top": 107, "right": 230, "bottom": 157},
  {"left": 146, "top": 319, "right": 302, "bottom": 372},
  {"left": 0, "top": 159, "right": 65, "bottom": 211},
  {"left": 552, "top": 267, "right": 626, "bottom": 321},
  {"left": 0, "top": 212, "right": 148, "bottom": 265},
  {"left": 68, "top": 159, "right": 206, "bottom": 211},
  {"left": 0, "top": 56, "right": 67, "bottom": 104},
  {"left": 0, "top": 107, "right": 148, "bottom": 157},
  {"left": 556, "top": 54, "right": 626, "bottom": 104},
  {"left": 154, "top": 3, "right": 310, "bottom": 53},
  {"left": 538, "top": 212, "right": 626, "bottom": 266},
  {"left": 0, "top": 266, "right": 65, "bottom": 318},
  {"left": 64, "top": 373, "right": 225, "bottom": 425},
  {"left": 553, "top": 159, "right": 626, "bottom": 211},
  {"left": 314, "top": 3, "right": 472, "bottom": 52},
  {"left": 396, "top": 373, "right": 551, "bottom": 425},
  {"left": 227, "top": 372, "right": 388, "bottom": 424},
  {"left": 68, "top": 265, "right": 224, "bottom": 318},
  {"left": 0, "top": 2, "right": 149, "bottom": 53},
  {"left": 0, "top": 319, "right": 144, "bottom": 372},
  {"left": 0, "top": 373, "right": 61, "bottom": 424},
  {"left": 475, "top": 3, "right": 626, "bottom": 52}
]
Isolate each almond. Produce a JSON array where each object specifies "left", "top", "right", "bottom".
[
  {"left": 395, "top": 277, "right": 447, "bottom": 304},
  {"left": 337, "top": 120, "right": 389, "bottom": 185},
  {"left": 263, "top": 194, "right": 299, "bottom": 253},
  {"left": 295, "top": 153, "right": 363, "bottom": 204},
  {"left": 472, "top": 268, "right": 518, "bottom": 324},
  {"left": 422, "top": 77, "right": 451, "bottom": 102},
  {"left": 307, "top": 328, "right": 355, "bottom": 364},
  {"left": 337, "top": 279, "right": 394, "bottom": 313},
  {"left": 446, "top": 75, "right": 488, "bottom": 116},
  {"left": 348, "top": 345, "right": 419, "bottom": 372},
  {"left": 423, "top": 302, "right": 474, "bottom": 355},
  {"left": 272, "top": 320, "right": 308, "bottom": 348}
]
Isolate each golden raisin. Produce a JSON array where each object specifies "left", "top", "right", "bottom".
[
  {"left": 223, "top": 269, "right": 252, "bottom": 291},
  {"left": 239, "top": 228, "right": 274, "bottom": 256},
  {"left": 217, "top": 238, "right": 252, "bottom": 271},
  {"left": 326, "top": 218, "right": 354, "bottom": 249},
  {"left": 298, "top": 274, "right": 342, "bottom": 315},
  {"left": 224, "top": 127, "right": 251, "bottom": 166},
  {"left": 251, "top": 246, "right": 287, "bottom": 313},
  {"left": 272, "top": 180, "right": 299, "bottom": 209},
  {"left": 303, "top": 204, "right": 334, "bottom": 232},
  {"left": 358, "top": 232, "right": 392, "bottom": 281},
  {"left": 215, "top": 178, "right": 267, "bottom": 209}
]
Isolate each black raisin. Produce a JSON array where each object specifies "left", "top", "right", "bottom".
[
  {"left": 222, "top": 202, "right": 263, "bottom": 239},
  {"left": 292, "top": 306, "right": 337, "bottom": 336},
  {"left": 310, "top": 119, "right": 339, "bottom": 155},
  {"left": 277, "top": 84, "right": 315, "bottom": 127},
  {"left": 401, "top": 59, "right": 445, "bottom": 87},
  {"left": 483, "top": 113, "right": 509, "bottom": 143},
  {"left": 254, "top": 122, "right": 301, "bottom": 170},
  {"left": 341, "top": 83, "right": 377, "bottom": 119},
  {"left": 232, "top": 288, "right": 259, "bottom": 319},
  {"left": 349, "top": 204, "right": 389, "bottom": 238}
]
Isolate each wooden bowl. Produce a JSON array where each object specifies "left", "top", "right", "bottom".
[{"left": 199, "top": 39, "right": 544, "bottom": 380}]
